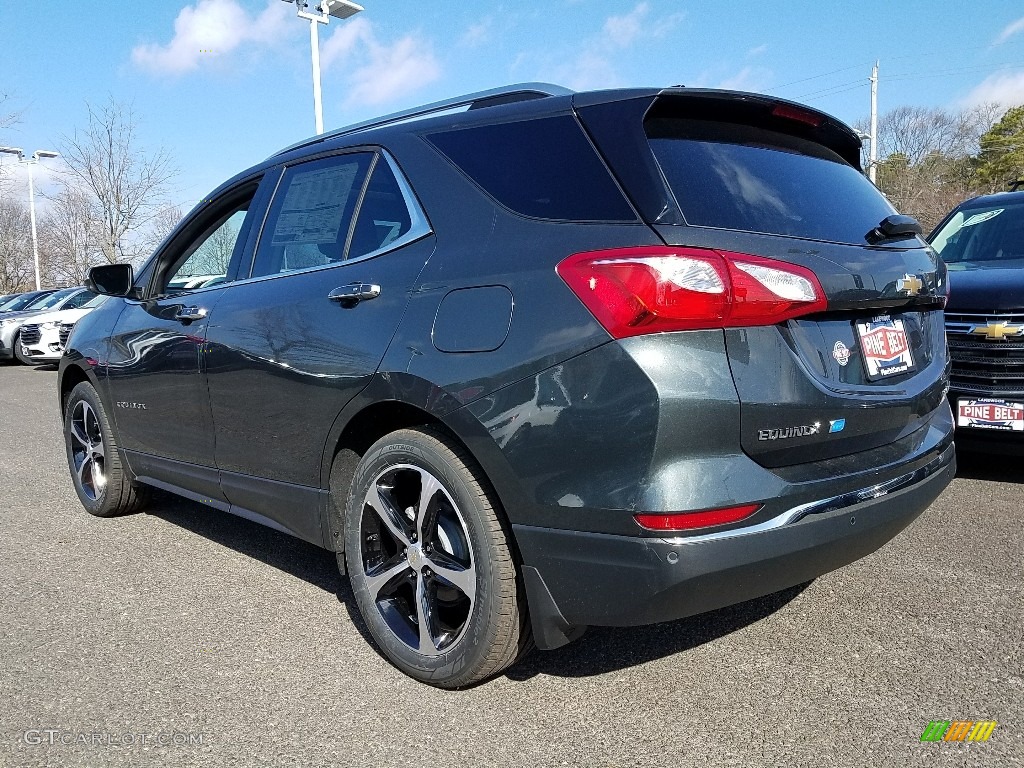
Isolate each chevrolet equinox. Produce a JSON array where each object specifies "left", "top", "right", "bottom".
[{"left": 60, "top": 84, "right": 956, "bottom": 688}]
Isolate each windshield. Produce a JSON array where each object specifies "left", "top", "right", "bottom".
[
  {"left": 1, "top": 293, "right": 45, "bottom": 311},
  {"left": 930, "top": 201, "right": 1024, "bottom": 267},
  {"left": 26, "top": 288, "right": 80, "bottom": 311}
]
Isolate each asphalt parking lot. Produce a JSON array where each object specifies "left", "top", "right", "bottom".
[{"left": 0, "top": 364, "right": 1021, "bottom": 768}]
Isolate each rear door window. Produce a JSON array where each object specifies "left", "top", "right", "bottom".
[
  {"left": 249, "top": 153, "right": 373, "bottom": 278},
  {"left": 426, "top": 116, "right": 636, "bottom": 222},
  {"left": 646, "top": 118, "right": 897, "bottom": 245}
]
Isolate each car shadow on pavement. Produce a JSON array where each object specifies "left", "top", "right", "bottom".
[
  {"left": 504, "top": 582, "right": 810, "bottom": 681},
  {"left": 955, "top": 446, "right": 1024, "bottom": 484},
  {"left": 147, "top": 494, "right": 810, "bottom": 680},
  {"left": 146, "top": 493, "right": 343, "bottom": 594}
]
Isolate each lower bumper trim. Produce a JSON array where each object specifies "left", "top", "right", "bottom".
[{"left": 515, "top": 443, "right": 955, "bottom": 632}]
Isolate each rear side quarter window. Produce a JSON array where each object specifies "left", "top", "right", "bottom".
[{"left": 426, "top": 116, "right": 636, "bottom": 222}]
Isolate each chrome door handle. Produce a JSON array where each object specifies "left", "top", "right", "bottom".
[
  {"left": 175, "top": 306, "right": 208, "bottom": 322},
  {"left": 328, "top": 283, "right": 381, "bottom": 305}
]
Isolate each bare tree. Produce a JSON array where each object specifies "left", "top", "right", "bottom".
[
  {"left": 39, "top": 186, "right": 100, "bottom": 286},
  {"left": 177, "top": 220, "right": 238, "bottom": 276},
  {"left": 0, "top": 93, "right": 23, "bottom": 196},
  {"left": 58, "top": 97, "right": 177, "bottom": 265},
  {"left": 0, "top": 197, "right": 34, "bottom": 293},
  {"left": 860, "top": 104, "right": 1004, "bottom": 230},
  {"left": 136, "top": 203, "right": 183, "bottom": 264}
]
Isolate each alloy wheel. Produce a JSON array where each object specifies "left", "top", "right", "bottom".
[
  {"left": 69, "top": 400, "right": 106, "bottom": 501},
  {"left": 359, "top": 464, "right": 476, "bottom": 657}
]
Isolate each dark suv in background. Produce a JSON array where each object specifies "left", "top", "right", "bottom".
[
  {"left": 930, "top": 190, "right": 1024, "bottom": 448},
  {"left": 61, "top": 84, "right": 954, "bottom": 688}
]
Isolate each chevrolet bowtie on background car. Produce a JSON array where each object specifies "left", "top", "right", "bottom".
[
  {"left": 930, "top": 189, "right": 1024, "bottom": 449},
  {"left": 60, "top": 84, "right": 955, "bottom": 688}
]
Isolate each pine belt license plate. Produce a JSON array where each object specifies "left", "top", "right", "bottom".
[
  {"left": 855, "top": 315, "right": 916, "bottom": 380},
  {"left": 958, "top": 398, "right": 1024, "bottom": 431}
]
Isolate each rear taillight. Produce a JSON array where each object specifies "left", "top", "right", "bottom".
[
  {"left": 634, "top": 504, "right": 761, "bottom": 531},
  {"left": 556, "top": 246, "right": 827, "bottom": 338}
]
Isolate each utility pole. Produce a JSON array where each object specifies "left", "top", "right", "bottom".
[{"left": 869, "top": 60, "right": 878, "bottom": 184}]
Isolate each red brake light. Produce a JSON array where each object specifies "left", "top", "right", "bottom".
[
  {"left": 771, "top": 103, "right": 824, "bottom": 127},
  {"left": 634, "top": 504, "right": 761, "bottom": 531},
  {"left": 556, "top": 246, "right": 827, "bottom": 338}
]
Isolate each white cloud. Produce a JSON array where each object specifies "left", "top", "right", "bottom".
[
  {"left": 131, "top": 0, "right": 289, "bottom": 75},
  {"left": 747, "top": 43, "right": 769, "bottom": 58},
  {"left": 552, "top": 3, "right": 684, "bottom": 91},
  {"left": 321, "top": 18, "right": 441, "bottom": 107},
  {"left": 603, "top": 3, "right": 649, "bottom": 48},
  {"left": 460, "top": 19, "right": 492, "bottom": 48},
  {"left": 716, "top": 66, "right": 772, "bottom": 93},
  {"left": 963, "top": 71, "right": 1024, "bottom": 108},
  {"left": 994, "top": 16, "right": 1024, "bottom": 45},
  {"left": 556, "top": 51, "right": 625, "bottom": 91}
]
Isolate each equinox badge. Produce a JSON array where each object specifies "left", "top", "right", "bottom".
[{"left": 758, "top": 422, "right": 821, "bottom": 441}]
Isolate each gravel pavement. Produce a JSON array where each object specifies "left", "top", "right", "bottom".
[{"left": 1, "top": 364, "right": 1021, "bottom": 767}]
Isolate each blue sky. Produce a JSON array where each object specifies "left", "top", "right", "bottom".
[{"left": 2, "top": 0, "right": 1024, "bottom": 210}]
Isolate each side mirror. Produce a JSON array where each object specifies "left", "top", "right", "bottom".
[{"left": 85, "top": 263, "right": 134, "bottom": 297}]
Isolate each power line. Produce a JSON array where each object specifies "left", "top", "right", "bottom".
[
  {"left": 765, "top": 63, "right": 872, "bottom": 93},
  {"left": 793, "top": 79, "right": 867, "bottom": 100}
]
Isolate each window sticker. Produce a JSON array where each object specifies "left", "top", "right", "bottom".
[{"left": 271, "top": 164, "right": 359, "bottom": 245}]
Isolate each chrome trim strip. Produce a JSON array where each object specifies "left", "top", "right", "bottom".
[{"left": 666, "top": 450, "right": 951, "bottom": 546}]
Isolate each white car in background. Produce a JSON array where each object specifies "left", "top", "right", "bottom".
[{"left": 17, "top": 294, "right": 108, "bottom": 365}]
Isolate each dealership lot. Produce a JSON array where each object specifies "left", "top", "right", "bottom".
[{"left": 0, "top": 364, "right": 1021, "bottom": 767}]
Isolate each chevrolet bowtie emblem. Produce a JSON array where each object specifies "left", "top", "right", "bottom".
[
  {"left": 896, "top": 273, "right": 924, "bottom": 296},
  {"left": 970, "top": 321, "right": 1024, "bottom": 341}
]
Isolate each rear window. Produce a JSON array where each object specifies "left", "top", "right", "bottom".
[
  {"left": 930, "top": 202, "right": 1024, "bottom": 265},
  {"left": 426, "top": 116, "right": 636, "bottom": 222},
  {"left": 647, "top": 118, "right": 897, "bottom": 245}
]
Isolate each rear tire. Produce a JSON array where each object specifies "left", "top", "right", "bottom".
[
  {"left": 64, "top": 381, "right": 151, "bottom": 517},
  {"left": 343, "top": 427, "right": 527, "bottom": 688}
]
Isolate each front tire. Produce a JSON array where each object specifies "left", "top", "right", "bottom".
[
  {"left": 14, "top": 331, "right": 35, "bottom": 365},
  {"left": 64, "top": 381, "right": 151, "bottom": 517},
  {"left": 343, "top": 427, "right": 527, "bottom": 688}
]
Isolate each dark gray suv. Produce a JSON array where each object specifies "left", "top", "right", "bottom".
[{"left": 60, "top": 84, "right": 955, "bottom": 688}]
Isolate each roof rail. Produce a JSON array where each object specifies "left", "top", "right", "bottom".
[
  {"left": 272, "top": 83, "right": 573, "bottom": 157},
  {"left": 1009, "top": 180, "right": 1024, "bottom": 192}
]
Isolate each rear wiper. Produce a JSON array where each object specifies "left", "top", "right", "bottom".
[{"left": 865, "top": 214, "right": 923, "bottom": 245}]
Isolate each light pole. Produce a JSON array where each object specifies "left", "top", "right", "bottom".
[
  {"left": 281, "top": 0, "right": 364, "bottom": 135},
  {"left": 0, "top": 147, "right": 60, "bottom": 291}
]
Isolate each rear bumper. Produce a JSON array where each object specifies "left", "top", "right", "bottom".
[{"left": 517, "top": 443, "right": 954, "bottom": 647}]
